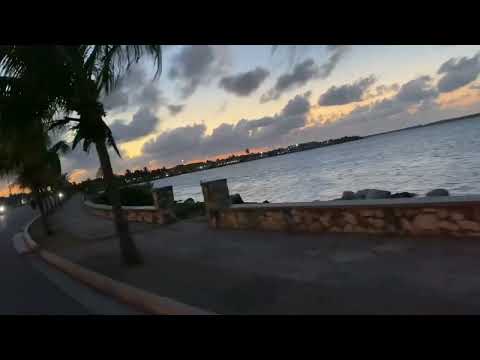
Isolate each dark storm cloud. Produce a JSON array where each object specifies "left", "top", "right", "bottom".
[
  {"left": 318, "top": 75, "right": 376, "bottom": 106},
  {"left": 167, "top": 104, "right": 185, "bottom": 116},
  {"left": 437, "top": 52, "right": 480, "bottom": 93},
  {"left": 168, "top": 45, "right": 230, "bottom": 99},
  {"left": 219, "top": 67, "right": 270, "bottom": 96},
  {"left": 142, "top": 92, "right": 311, "bottom": 164},
  {"left": 109, "top": 107, "right": 161, "bottom": 143}
]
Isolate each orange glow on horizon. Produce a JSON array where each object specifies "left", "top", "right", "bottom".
[
  {"left": 69, "top": 169, "right": 89, "bottom": 183},
  {"left": 438, "top": 86, "right": 480, "bottom": 109},
  {"left": 148, "top": 146, "right": 270, "bottom": 169},
  {"left": 0, "top": 184, "right": 29, "bottom": 197}
]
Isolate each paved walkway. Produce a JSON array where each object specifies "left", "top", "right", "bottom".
[
  {"left": 0, "top": 205, "right": 87, "bottom": 314},
  {"left": 32, "top": 194, "right": 480, "bottom": 314}
]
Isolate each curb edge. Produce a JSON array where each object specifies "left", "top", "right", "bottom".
[{"left": 24, "top": 215, "right": 215, "bottom": 315}]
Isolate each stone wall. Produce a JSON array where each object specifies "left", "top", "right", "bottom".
[
  {"left": 213, "top": 201, "right": 480, "bottom": 236},
  {"left": 84, "top": 201, "right": 176, "bottom": 225},
  {"left": 200, "top": 179, "right": 480, "bottom": 237}
]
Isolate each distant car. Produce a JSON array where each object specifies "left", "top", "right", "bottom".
[{"left": 0, "top": 204, "right": 6, "bottom": 215}]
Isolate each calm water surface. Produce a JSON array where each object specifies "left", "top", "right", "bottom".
[{"left": 152, "top": 117, "right": 480, "bottom": 203}]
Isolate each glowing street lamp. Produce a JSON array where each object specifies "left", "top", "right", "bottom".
[{"left": 58, "top": 192, "right": 64, "bottom": 199}]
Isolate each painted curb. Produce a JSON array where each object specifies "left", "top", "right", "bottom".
[
  {"left": 23, "top": 215, "right": 40, "bottom": 251},
  {"left": 24, "top": 216, "right": 215, "bottom": 315}
]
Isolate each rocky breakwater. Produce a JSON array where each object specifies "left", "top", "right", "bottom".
[
  {"left": 339, "top": 188, "right": 423, "bottom": 201},
  {"left": 338, "top": 188, "right": 454, "bottom": 201}
]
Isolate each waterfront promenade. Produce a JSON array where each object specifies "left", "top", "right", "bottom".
[{"left": 29, "top": 194, "right": 480, "bottom": 314}]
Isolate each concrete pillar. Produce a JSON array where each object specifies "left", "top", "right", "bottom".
[
  {"left": 152, "top": 186, "right": 175, "bottom": 209},
  {"left": 201, "top": 179, "right": 231, "bottom": 228}
]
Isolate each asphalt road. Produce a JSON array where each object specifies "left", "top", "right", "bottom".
[{"left": 0, "top": 205, "right": 88, "bottom": 314}]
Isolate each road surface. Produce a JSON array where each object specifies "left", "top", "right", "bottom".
[{"left": 0, "top": 205, "right": 87, "bottom": 314}]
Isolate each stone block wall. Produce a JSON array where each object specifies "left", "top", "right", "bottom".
[
  {"left": 84, "top": 201, "right": 176, "bottom": 225},
  {"left": 210, "top": 199, "right": 480, "bottom": 237}
]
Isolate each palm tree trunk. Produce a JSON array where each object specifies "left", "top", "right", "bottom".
[
  {"left": 33, "top": 188, "right": 52, "bottom": 236},
  {"left": 95, "top": 140, "right": 143, "bottom": 266}
]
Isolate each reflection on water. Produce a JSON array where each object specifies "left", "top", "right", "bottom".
[{"left": 152, "top": 117, "right": 480, "bottom": 203}]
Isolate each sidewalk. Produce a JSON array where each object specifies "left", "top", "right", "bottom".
[{"left": 32, "top": 194, "right": 480, "bottom": 314}]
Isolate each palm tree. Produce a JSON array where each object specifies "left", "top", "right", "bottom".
[
  {"left": 0, "top": 123, "right": 69, "bottom": 235},
  {"left": 1, "top": 45, "right": 162, "bottom": 265}
]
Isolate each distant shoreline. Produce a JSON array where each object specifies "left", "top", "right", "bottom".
[
  {"left": 143, "top": 111, "right": 479, "bottom": 182},
  {"left": 364, "top": 111, "right": 480, "bottom": 139},
  {"left": 78, "top": 110, "right": 480, "bottom": 192}
]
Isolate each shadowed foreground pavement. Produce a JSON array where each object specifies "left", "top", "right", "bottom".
[
  {"left": 0, "top": 205, "right": 87, "bottom": 314},
  {"left": 34, "top": 194, "right": 480, "bottom": 314}
]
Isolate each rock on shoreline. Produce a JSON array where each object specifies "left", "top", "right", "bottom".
[{"left": 337, "top": 188, "right": 450, "bottom": 201}]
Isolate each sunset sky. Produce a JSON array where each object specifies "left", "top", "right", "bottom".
[{"left": 2, "top": 45, "right": 480, "bottom": 196}]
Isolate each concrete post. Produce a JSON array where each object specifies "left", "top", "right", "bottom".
[
  {"left": 152, "top": 186, "right": 175, "bottom": 209},
  {"left": 201, "top": 179, "right": 231, "bottom": 228}
]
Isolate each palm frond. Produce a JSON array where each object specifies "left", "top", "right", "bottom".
[
  {"left": 106, "top": 130, "right": 121, "bottom": 158},
  {"left": 94, "top": 45, "right": 162, "bottom": 95},
  {"left": 71, "top": 130, "right": 83, "bottom": 150},
  {"left": 49, "top": 140, "right": 70, "bottom": 155}
]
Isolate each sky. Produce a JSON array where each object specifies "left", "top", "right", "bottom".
[{"left": 2, "top": 45, "right": 480, "bottom": 196}]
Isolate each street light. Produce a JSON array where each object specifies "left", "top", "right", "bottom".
[{"left": 58, "top": 192, "right": 64, "bottom": 199}]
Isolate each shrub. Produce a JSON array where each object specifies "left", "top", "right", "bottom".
[
  {"left": 172, "top": 201, "right": 205, "bottom": 219},
  {"left": 93, "top": 184, "right": 154, "bottom": 206}
]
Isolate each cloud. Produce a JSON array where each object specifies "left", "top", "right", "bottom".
[
  {"left": 100, "top": 63, "right": 174, "bottom": 117},
  {"left": 219, "top": 67, "right": 270, "bottom": 96},
  {"left": 61, "top": 140, "right": 148, "bottom": 180},
  {"left": 109, "top": 107, "right": 161, "bottom": 143},
  {"left": 136, "top": 82, "right": 166, "bottom": 111},
  {"left": 101, "top": 90, "right": 129, "bottom": 113},
  {"left": 143, "top": 123, "right": 207, "bottom": 160},
  {"left": 261, "top": 46, "right": 351, "bottom": 103},
  {"left": 101, "top": 65, "right": 147, "bottom": 112},
  {"left": 437, "top": 52, "right": 480, "bottom": 93},
  {"left": 320, "top": 45, "right": 351, "bottom": 78},
  {"left": 62, "top": 70, "right": 480, "bottom": 183},
  {"left": 61, "top": 148, "right": 104, "bottom": 180},
  {"left": 374, "top": 83, "right": 400, "bottom": 96},
  {"left": 395, "top": 75, "right": 438, "bottom": 102},
  {"left": 271, "top": 45, "right": 314, "bottom": 69},
  {"left": 218, "top": 101, "right": 228, "bottom": 113},
  {"left": 318, "top": 75, "right": 376, "bottom": 106},
  {"left": 142, "top": 92, "right": 311, "bottom": 165},
  {"left": 281, "top": 92, "right": 311, "bottom": 116},
  {"left": 168, "top": 45, "right": 231, "bottom": 98},
  {"left": 167, "top": 104, "right": 185, "bottom": 116},
  {"left": 297, "top": 75, "right": 442, "bottom": 141},
  {"left": 260, "top": 59, "right": 319, "bottom": 102}
]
